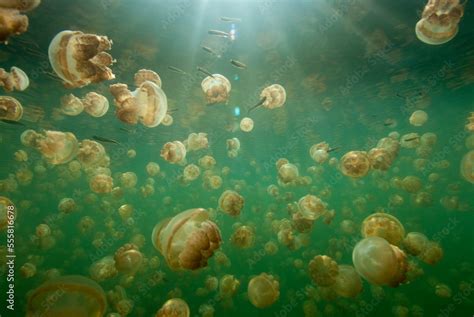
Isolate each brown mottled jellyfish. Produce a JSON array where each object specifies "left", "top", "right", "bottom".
[
  {"left": 155, "top": 298, "right": 190, "bottom": 317},
  {"left": 26, "top": 275, "right": 107, "bottom": 316},
  {"left": 340, "top": 150, "right": 370, "bottom": 178},
  {"left": 48, "top": 30, "right": 115, "bottom": 88},
  {"left": 218, "top": 190, "right": 244, "bottom": 216},
  {"left": 151, "top": 208, "right": 222, "bottom": 270},
  {"left": 0, "top": 66, "right": 29, "bottom": 91},
  {"left": 24, "top": 130, "right": 79, "bottom": 165},
  {"left": 308, "top": 255, "right": 339, "bottom": 287},
  {"left": 361, "top": 212, "right": 406, "bottom": 246},
  {"left": 0, "top": 0, "right": 40, "bottom": 44},
  {"left": 201, "top": 74, "right": 231, "bottom": 104},
  {"left": 247, "top": 273, "right": 280, "bottom": 308},
  {"left": 161, "top": 141, "right": 186, "bottom": 164},
  {"left": 60, "top": 93, "right": 84, "bottom": 116},
  {"left": 415, "top": 0, "right": 464, "bottom": 45},
  {"left": 82, "top": 92, "right": 109, "bottom": 117},
  {"left": 0, "top": 95, "right": 22, "bottom": 120}
]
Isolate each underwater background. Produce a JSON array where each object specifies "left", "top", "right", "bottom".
[{"left": 0, "top": 0, "right": 474, "bottom": 316}]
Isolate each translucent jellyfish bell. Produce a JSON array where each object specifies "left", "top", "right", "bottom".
[
  {"left": 33, "top": 130, "right": 79, "bottom": 165},
  {"left": 0, "top": 196, "right": 15, "bottom": 231},
  {"left": 247, "top": 273, "right": 280, "bottom": 308},
  {"left": 0, "top": 66, "right": 29, "bottom": 92},
  {"left": 0, "top": 96, "right": 22, "bottom": 121},
  {"left": 134, "top": 69, "right": 162, "bottom": 87},
  {"left": 460, "top": 150, "right": 474, "bottom": 184},
  {"left": 416, "top": 0, "right": 464, "bottom": 45},
  {"left": 48, "top": 30, "right": 116, "bottom": 88},
  {"left": 82, "top": 92, "right": 109, "bottom": 117},
  {"left": 155, "top": 298, "right": 190, "bottom": 317},
  {"left": 218, "top": 190, "right": 244, "bottom": 216},
  {"left": 151, "top": 208, "right": 222, "bottom": 270},
  {"left": 134, "top": 80, "right": 168, "bottom": 127},
  {"left": 308, "top": 255, "right": 339, "bottom": 286},
  {"left": 161, "top": 141, "right": 186, "bottom": 164},
  {"left": 331, "top": 265, "right": 363, "bottom": 298},
  {"left": 0, "top": 9, "right": 28, "bottom": 43},
  {"left": 340, "top": 151, "right": 370, "bottom": 178},
  {"left": 361, "top": 212, "right": 406, "bottom": 246},
  {"left": 26, "top": 275, "right": 107, "bottom": 317},
  {"left": 260, "top": 84, "right": 286, "bottom": 109},
  {"left": 201, "top": 74, "right": 231, "bottom": 104}
]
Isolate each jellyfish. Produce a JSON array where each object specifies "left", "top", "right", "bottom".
[
  {"left": 76, "top": 139, "right": 108, "bottom": 168},
  {"left": 58, "top": 197, "right": 76, "bottom": 213},
  {"left": 185, "top": 132, "right": 208, "bottom": 151},
  {"left": 146, "top": 162, "right": 160, "bottom": 177},
  {"left": 230, "top": 225, "right": 255, "bottom": 249},
  {"left": 199, "top": 155, "right": 216, "bottom": 169},
  {"left": 401, "top": 176, "right": 422, "bottom": 193},
  {"left": 89, "top": 174, "right": 113, "bottom": 193},
  {"left": 82, "top": 92, "right": 109, "bottom": 117},
  {"left": 400, "top": 133, "right": 420, "bottom": 148},
  {"left": 226, "top": 137, "right": 240, "bottom": 158},
  {"left": 298, "top": 194, "right": 327, "bottom": 221},
  {"left": 249, "top": 84, "right": 286, "bottom": 113},
  {"left": 60, "top": 94, "right": 84, "bottom": 116},
  {"left": 0, "top": 8, "right": 28, "bottom": 43},
  {"left": 20, "top": 262, "right": 36, "bottom": 278},
  {"left": 368, "top": 148, "right": 393, "bottom": 170},
  {"left": 219, "top": 274, "right": 240, "bottom": 299},
  {"left": 35, "top": 223, "right": 50, "bottom": 238},
  {"left": 466, "top": 112, "right": 474, "bottom": 132},
  {"left": 415, "top": 0, "right": 464, "bottom": 45},
  {"left": 0, "top": 66, "right": 29, "bottom": 91},
  {"left": 151, "top": 208, "right": 222, "bottom": 270},
  {"left": 26, "top": 275, "right": 107, "bottom": 316},
  {"left": 0, "top": 96, "right": 23, "bottom": 121},
  {"left": 340, "top": 151, "right": 370, "bottom": 178},
  {"left": 240, "top": 117, "right": 254, "bottom": 132},
  {"left": 460, "top": 150, "right": 474, "bottom": 184},
  {"left": 403, "top": 232, "right": 429, "bottom": 256},
  {"left": 31, "top": 130, "right": 79, "bottom": 165},
  {"left": 331, "top": 265, "right": 363, "bottom": 298},
  {"left": 418, "top": 241, "right": 443, "bottom": 265},
  {"left": 409, "top": 110, "right": 428, "bottom": 126},
  {"left": 435, "top": 283, "right": 452, "bottom": 298},
  {"left": 183, "top": 164, "right": 200, "bottom": 182},
  {"left": 161, "top": 141, "right": 186, "bottom": 164},
  {"left": 308, "top": 255, "right": 339, "bottom": 287},
  {"left": 309, "top": 142, "right": 330, "bottom": 164},
  {"left": 120, "top": 171, "right": 137, "bottom": 188},
  {"left": 278, "top": 163, "right": 299, "bottom": 184},
  {"left": 89, "top": 256, "right": 118, "bottom": 282},
  {"left": 114, "top": 243, "right": 143, "bottom": 274},
  {"left": 218, "top": 190, "right": 244, "bottom": 216},
  {"left": 352, "top": 236, "right": 408, "bottom": 287},
  {"left": 0, "top": 196, "right": 15, "bottom": 231},
  {"left": 48, "top": 30, "right": 115, "bottom": 88},
  {"left": 155, "top": 298, "right": 190, "bottom": 317},
  {"left": 201, "top": 74, "right": 231, "bottom": 104},
  {"left": 134, "top": 68, "right": 161, "bottom": 87},
  {"left": 0, "top": 0, "right": 41, "bottom": 12},
  {"left": 361, "top": 212, "right": 406, "bottom": 246},
  {"left": 247, "top": 273, "right": 280, "bottom": 308}
]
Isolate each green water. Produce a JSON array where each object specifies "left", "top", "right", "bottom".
[{"left": 1, "top": 0, "right": 474, "bottom": 316}]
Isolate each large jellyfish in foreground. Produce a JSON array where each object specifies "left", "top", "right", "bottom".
[
  {"left": 151, "top": 208, "right": 222, "bottom": 270},
  {"left": 415, "top": 0, "right": 464, "bottom": 45},
  {"left": 48, "top": 30, "right": 115, "bottom": 88}
]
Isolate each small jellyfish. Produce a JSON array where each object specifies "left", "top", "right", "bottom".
[
  {"left": 0, "top": 96, "right": 23, "bottom": 121},
  {"left": 161, "top": 141, "right": 186, "bottom": 164},
  {"left": 230, "top": 225, "right": 255, "bottom": 249},
  {"left": 340, "top": 151, "right": 370, "bottom": 178},
  {"left": 247, "top": 273, "right": 280, "bottom": 308},
  {"left": 89, "top": 256, "right": 118, "bottom": 282},
  {"left": 416, "top": 0, "right": 464, "bottom": 45},
  {"left": 460, "top": 150, "right": 474, "bottom": 184},
  {"left": 201, "top": 74, "right": 231, "bottom": 104},
  {"left": 218, "top": 190, "right": 244, "bottom": 216},
  {"left": 401, "top": 175, "right": 422, "bottom": 193},
  {"left": 278, "top": 163, "right": 299, "bottom": 184},
  {"left": 309, "top": 142, "right": 330, "bottom": 164},
  {"left": 185, "top": 132, "right": 208, "bottom": 151},
  {"left": 48, "top": 30, "right": 115, "bottom": 88},
  {"left": 199, "top": 155, "right": 216, "bottom": 169},
  {"left": 0, "top": 66, "right": 29, "bottom": 91},
  {"left": 298, "top": 194, "right": 327, "bottom": 221},
  {"left": 361, "top": 212, "right": 406, "bottom": 246},
  {"left": 58, "top": 197, "right": 76, "bottom": 214},
  {"left": 368, "top": 148, "right": 393, "bottom": 170},
  {"left": 183, "top": 164, "right": 200, "bottom": 182},
  {"left": 114, "top": 243, "right": 143, "bottom": 274},
  {"left": 226, "top": 137, "right": 240, "bottom": 158},
  {"left": 120, "top": 171, "right": 137, "bottom": 188},
  {"left": 308, "top": 255, "right": 339, "bottom": 287},
  {"left": 82, "top": 92, "right": 109, "bottom": 117},
  {"left": 418, "top": 241, "right": 443, "bottom": 265},
  {"left": 60, "top": 94, "right": 84, "bottom": 116},
  {"left": 156, "top": 298, "right": 190, "bottom": 317},
  {"left": 249, "top": 84, "right": 286, "bottom": 113},
  {"left": 146, "top": 162, "right": 160, "bottom": 177},
  {"left": 409, "top": 110, "right": 428, "bottom": 127},
  {"left": 331, "top": 265, "right": 363, "bottom": 298},
  {"left": 26, "top": 275, "right": 107, "bottom": 316},
  {"left": 134, "top": 69, "right": 162, "bottom": 87},
  {"left": 352, "top": 236, "right": 408, "bottom": 287},
  {"left": 435, "top": 283, "right": 452, "bottom": 298},
  {"left": 89, "top": 174, "right": 113, "bottom": 193},
  {"left": 219, "top": 274, "right": 240, "bottom": 299},
  {"left": 33, "top": 130, "right": 79, "bottom": 165},
  {"left": 0, "top": 196, "right": 15, "bottom": 231},
  {"left": 240, "top": 117, "right": 254, "bottom": 132},
  {"left": 403, "top": 232, "right": 429, "bottom": 256},
  {"left": 76, "top": 139, "right": 107, "bottom": 168},
  {"left": 151, "top": 208, "right": 222, "bottom": 270}
]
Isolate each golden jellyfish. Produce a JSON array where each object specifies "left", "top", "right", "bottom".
[
  {"left": 58, "top": 197, "right": 76, "bottom": 214},
  {"left": 114, "top": 243, "right": 143, "bottom": 274},
  {"left": 278, "top": 162, "right": 299, "bottom": 184},
  {"left": 368, "top": 147, "right": 393, "bottom": 170},
  {"left": 204, "top": 276, "right": 219, "bottom": 291},
  {"left": 331, "top": 265, "right": 363, "bottom": 298},
  {"left": 340, "top": 151, "right": 370, "bottom": 178},
  {"left": 82, "top": 92, "right": 109, "bottom": 117},
  {"left": 20, "top": 262, "right": 36, "bottom": 278},
  {"left": 230, "top": 225, "right": 255, "bottom": 249},
  {"left": 134, "top": 69, "right": 162, "bottom": 87},
  {"left": 0, "top": 96, "right": 22, "bottom": 121},
  {"left": 183, "top": 164, "right": 200, "bottom": 182},
  {"left": 219, "top": 274, "right": 240, "bottom": 299},
  {"left": 0, "top": 66, "right": 29, "bottom": 91},
  {"left": 35, "top": 223, "right": 50, "bottom": 238},
  {"left": 77, "top": 139, "right": 107, "bottom": 168},
  {"left": 32, "top": 130, "right": 79, "bottom": 165},
  {"left": 162, "top": 113, "right": 173, "bottom": 126},
  {"left": 0, "top": 0, "right": 41, "bottom": 12},
  {"left": 308, "top": 255, "right": 339, "bottom": 287},
  {"left": 435, "top": 283, "right": 452, "bottom": 298},
  {"left": 201, "top": 74, "right": 231, "bottom": 104},
  {"left": 48, "top": 30, "right": 115, "bottom": 88},
  {"left": 247, "top": 273, "right": 280, "bottom": 308},
  {"left": 298, "top": 194, "right": 327, "bottom": 220},
  {"left": 418, "top": 241, "right": 443, "bottom": 265},
  {"left": 403, "top": 232, "right": 429, "bottom": 256},
  {"left": 416, "top": 0, "right": 464, "bottom": 45},
  {"left": 90, "top": 256, "right": 117, "bottom": 282},
  {"left": 151, "top": 208, "right": 222, "bottom": 270},
  {"left": 361, "top": 212, "right": 406, "bottom": 246},
  {"left": 199, "top": 155, "right": 216, "bottom": 169},
  {"left": 161, "top": 141, "right": 186, "bottom": 164},
  {"left": 401, "top": 175, "right": 422, "bottom": 193},
  {"left": 146, "top": 162, "right": 160, "bottom": 177},
  {"left": 59, "top": 94, "right": 83, "bottom": 116},
  {"left": 409, "top": 110, "right": 428, "bottom": 127},
  {"left": 155, "top": 298, "right": 190, "bottom": 317},
  {"left": 466, "top": 112, "right": 474, "bottom": 132},
  {"left": 421, "top": 132, "right": 437, "bottom": 146},
  {"left": 352, "top": 236, "right": 408, "bottom": 287},
  {"left": 206, "top": 175, "right": 222, "bottom": 190},
  {"left": 26, "top": 275, "right": 107, "bottom": 317},
  {"left": 400, "top": 133, "right": 420, "bottom": 148},
  {"left": 460, "top": 150, "right": 474, "bottom": 184},
  {"left": 0, "top": 4, "right": 35, "bottom": 43},
  {"left": 249, "top": 84, "right": 286, "bottom": 112},
  {"left": 226, "top": 137, "right": 240, "bottom": 158},
  {"left": 0, "top": 196, "right": 15, "bottom": 231},
  {"left": 185, "top": 132, "right": 208, "bottom": 151},
  {"left": 118, "top": 204, "right": 133, "bottom": 221},
  {"left": 218, "top": 190, "right": 244, "bottom": 216},
  {"left": 120, "top": 171, "right": 137, "bottom": 188},
  {"left": 89, "top": 174, "right": 113, "bottom": 193},
  {"left": 240, "top": 117, "right": 254, "bottom": 132}
]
